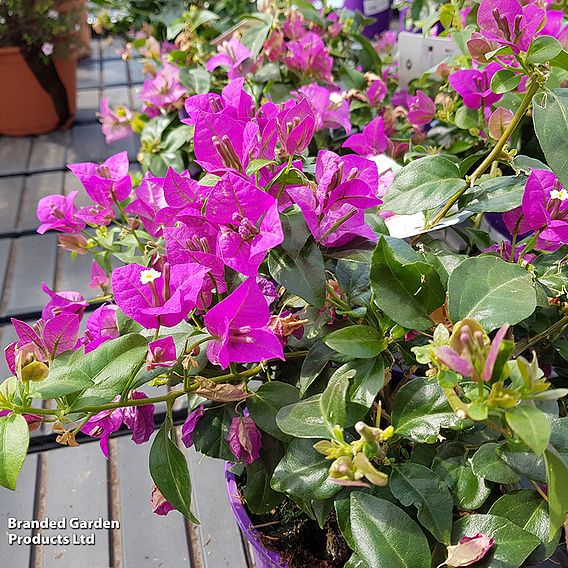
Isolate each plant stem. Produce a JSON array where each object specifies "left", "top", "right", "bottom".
[
  {"left": 424, "top": 79, "right": 540, "bottom": 230},
  {"left": 512, "top": 314, "right": 568, "bottom": 357}
]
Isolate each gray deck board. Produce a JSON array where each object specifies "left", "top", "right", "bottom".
[
  {"left": 186, "top": 448, "right": 249, "bottom": 568},
  {"left": 28, "top": 131, "right": 69, "bottom": 172},
  {"left": 41, "top": 443, "right": 112, "bottom": 568},
  {"left": 103, "top": 60, "right": 129, "bottom": 87},
  {"left": 0, "top": 176, "right": 24, "bottom": 233},
  {"left": 17, "top": 172, "right": 64, "bottom": 232},
  {"left": 0, "top": 455, "right": 39, "bottom": 567},
  {"left": 1, "top": 234, "right": 57, "bottom": 317},
  {"left": 117, "top": 436, "right": 191, "bottom": 568},
  {"left": 77, "top": 59, "right": 101, "bottom": 90},
  {"left": 76, "top": 89, "right": 100, "bottom": 124},
  {"left": 0, "top": 136, "right": 31, "bottom": 175}
]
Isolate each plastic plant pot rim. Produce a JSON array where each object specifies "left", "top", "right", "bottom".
[{"left": 225, "top": 463, "right": 288, "bottom": 568}]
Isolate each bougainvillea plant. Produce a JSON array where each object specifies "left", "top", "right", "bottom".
[{"left": 2, "top": 1, "right": 568, "bottom": 567}]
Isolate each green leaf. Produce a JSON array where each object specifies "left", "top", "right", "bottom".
[
  {"left": 465, "top": 176, "right": 527, "bottom": 213},
  {"left": 271, "top": 439, "right": 342, "bottom": 500},
  {"left": 498, "top": 442, "right": 547, "bottom": 483},
  {"left": 323, "top": 325, "right": 385, "bottom": 359},
  {"left": 30, "top": 349, "right": 93, "bottom": 399},
  {"left": 162, "top": 125, "right": 193, "bottom": 152},
  {"left": 243, "top": 437, "right": 285, "bottom": 515},
  {"left": 276, "top": 395, "right": 330, "bottom": 439},
  {"left": 335, "top": 259, "right": 371, "bottom": 307},
  {"left": 432, "top": 445, "right": 491, "bottom": 510},
  {"left": 347, "top": 357, "right": 385, "bottom": 409},
  {"left": 448, "top": 256, "right": 537, "bottom": 331},
  {"left": 489, "top": 489, "right": 559, "bottom": 563},
  {"left": 527, "top": 36, "right": 562, "bottom": 65},
  {"left": 506, "top": 406, "right": 551, "bottom": 454},
  {"left": 348, "top": 493, "right": 431, "bottom": 568},
  {"left": 471, "top": 443, "right": 520, "bottom": 483},
  {"left": 320, "top": 369, "right": 351, "bottom": 428},
  {"left": 179, "top": 67, "right": 211, "bottom": 94},
  {"left": 381, "top": 156, "right": 464, "bottom": 215},
  {"left": 116, "top": 308, "right": 143, "bottom": 335},
  {"left": 245, "top": 159, "right": 277, "bottom": 176},
  {"left": 533, "top": 89, "right": 568, "bottom": 188},
  {"left": 299, "top": 341, "right": 336, "bottom": 396},
  {"left": 544, "top": 447, "right": 568, "bottom": 540},
  {"left": 193, "top": 405, "right": 237, "bottom": 461},
  {"left": 392, "top": 378, "right": 464, "bottom": 443},
  {"left": 490, "top": 69, "right": 523, "bottom": 94},
  {"left": 550, "top": 49, "right": 568, "bottom": 72},
  {"left": 149, "top": 417, "right": 197, "bottom": 522},
  {"left": 371, "top": 236, "right": 446, "bottom": 330},
  {"left": 451, "top": 514, "right": 540, "bottom": 568},
  {"left": 241, "top": 20, "right": 271, "bottom": 57},
  {"left": 390, "top": 463, "right": 453, "bottom": 544},
  {"left": 248, "top": 382, "right": 300, "bottom": 441},
  {"left": 351, "top": 33, "right": 382, "bottom": 74},
  {"left": 454, "top": 106, "right": 479, "bottom": 130},
  {"left": 0, "top": 413, "right": 29, "bottom": 490},
  {"left": 268, "top": 210, "right": 326, "bottom": 308},
  {"left": 68, "top": 334, "right": 149, "bottom": 408}
]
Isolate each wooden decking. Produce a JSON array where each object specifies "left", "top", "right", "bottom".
[{"left": 0, "top": 39, "right": 253, "bottom": 568}]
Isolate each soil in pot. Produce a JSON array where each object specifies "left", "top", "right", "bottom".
[{"left": 245, "top": 493, "right": 351, "bottom": 568}]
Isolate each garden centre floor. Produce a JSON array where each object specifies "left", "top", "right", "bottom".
[{"left": 0, "top": 39, "right": 253, "bottom": 568}]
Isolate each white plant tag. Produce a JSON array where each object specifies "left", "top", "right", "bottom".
[{"left": 397, "top": 32, "right": 461, "bottom": 89}]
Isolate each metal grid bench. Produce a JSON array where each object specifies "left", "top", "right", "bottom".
[{"left": 0, "top": 38, "right": 254, "bottom": 568}]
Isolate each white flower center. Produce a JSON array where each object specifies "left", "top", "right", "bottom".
[
  {"left": 140, "top": 268, "right": 161, "bottom": 285},
  {"left": 550, "top": 188, "right": 568, "bottom": 201},
  {"left": 329, "top": 92, "right": 343, "bottom": 104}
]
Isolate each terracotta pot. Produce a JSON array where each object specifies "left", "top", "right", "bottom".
[{"left": 0, "top": 47, "right": 77, "bottom": 137}]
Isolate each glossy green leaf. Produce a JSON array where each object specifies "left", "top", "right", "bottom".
[
  {"left": 348, "top": 493, "right": 431, "bottom": 568},
  {"left": 371, "top": 236, "right": 446, "bottom": 330},
  {"left": 63, "top": 334, "right": 148, "bottom": 407},
  {"left": 489, "top": 489, "right": 559, "bottom": 563},
  {"left": 277, "top": 395, "right": 330, "bottom": 439},
  {"left": 299, "top": 341, "right": 336, "bottom": 396},
  {"left": 451, "top": 514, "right": 540, "bottom": 568},
  {"left": 506, "top": 406, "right": 551, "bottom": 455},
  {"left": 193, "top": 405, "right": 237, "bottom": 461},
  {"left": 490, "top": 69, "right": 523, "bottom": 94},
  {"left": 465, "top": 176, "right": 527, "bottom": 213},
  {"left": 323, "top": 325, "right": 385, "bottom": 359},
  {"left": 392, "top": 378, "right": 464, "bottom": 443},
  {"left": 248, "top": 382, "right": 300, "bottom": 441},
  {"left": 0, "top": 413, "right": 29, "bottom": 490},
  {"left": 433, "top": 446, "right": 491, "bottom": 511},
  {"left": 544, "top": 447, "right": 568, "bottom": 540},
  {"left": 271, "top": 439, "right": 342, "bottom": 500},
  {"left": 149, "top": 417, "right": 197, "bottom": 522},
  {"left": 243, "top": 437, "right": 285, "bottom": 515},
  {"left": 347, "top": 357, "right": 385, "bottom": 409},
  {"left": 533, "top": 89, "right": 568, "bottom": 188},
  {"left": 390, "top": 463, "right": 453, "bottom": 544},
  {"left": 527, "top": 36, "right": 562, "bottom": 65},
  {"left": 381, "top": 156, "right": 465, "bottom": 215},
  {"left": 320, "top": 369, "right": 351, "bottom": 428},
  {"left": 30, "top": 349, "right": 93, "bottom": 399},
  {"left": 268, "top": 210, "right": 326, "bottom": 308},
  {"left": 448, "top": 256, "right": 537, "bottom": 331},
  {"left": 471, "top": 443, "right": 520, "bottom": 484}
]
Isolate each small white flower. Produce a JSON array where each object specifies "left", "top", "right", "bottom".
[
  {"left": 41, "top": 42, "right": 54, "bottom": 56},
  {"left": 329, "top": 92, "right": 343, "bottom": 104},
  {"left": 47, "top": 9, "right": 59, "bottom": 19},
  {"left": 140, "top": 268, "right": 161, "bottom": 285},
  {"left": 550, "top": 188, "right": 568, "bottom": 201}
]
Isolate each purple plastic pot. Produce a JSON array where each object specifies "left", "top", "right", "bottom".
[
  {"left": 344, "top": 0, "right": 392, "bottom": 38},
  {"left": 225, "top": 465, "right": 288, "bottom": 568}
]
